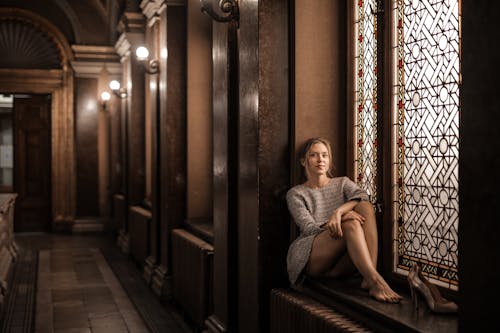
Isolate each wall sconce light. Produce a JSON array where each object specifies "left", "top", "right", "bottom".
[
  {"left": 135, "top": 46, "right": 159, "bottom": 74},
  {"left": 100, "top": 91, "right": 111, "bottom": 109},
  {"left": 200, "top": 0, "right": 239, "bottom": 26},
  {"left": 109, "top": 80, "right": 128, "bottom": 98}
]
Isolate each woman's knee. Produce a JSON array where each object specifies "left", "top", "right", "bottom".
[
  {"left": 341, "top": 218, "right": 363, "bottom": 234},
  {"left": 354, "top": 200, "right": 375, "bottom": 219}
]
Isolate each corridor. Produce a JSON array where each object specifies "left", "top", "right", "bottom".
[
  {"left": 0, "top": 0, "right": 498, "bottom": 331},
  {"left": 0, "top": 234, "right": 193, "bottom": 333}
]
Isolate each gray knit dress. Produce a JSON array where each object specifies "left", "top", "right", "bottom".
[{"left": 286, "top": 176, "right": 369, "bottom": 284}]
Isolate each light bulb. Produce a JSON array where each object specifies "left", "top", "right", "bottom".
[
  {"left": 136, "top": 46, "right": 149, "bottom": 61},
  {"left": 101, "top": 91, "right": 111, "bottom": 101},
  {"left": 109, "top": 80, "right": 121, "bottom": 91}
]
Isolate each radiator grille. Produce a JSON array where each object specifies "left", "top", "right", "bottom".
[
  {"left": 270, "top": 288, "right": 373, "bottom": 333},
  {"left": 171, "top": 228, "right": 213, "bottom": 330}
]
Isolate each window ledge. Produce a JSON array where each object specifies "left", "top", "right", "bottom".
[{"left": 294, "top": 276, "right": 458, "bottom": 333}]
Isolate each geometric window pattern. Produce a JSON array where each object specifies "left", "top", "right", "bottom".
[
  {"left": 354, "top": 0, "right": 378, "bottom": 203},
  {"left": 393, "top": 0, "right": 460, "bottom": 290}
]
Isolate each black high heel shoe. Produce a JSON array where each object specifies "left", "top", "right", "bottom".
[{"left": 407, "top": 264, "right": 458, "bottom": 314}]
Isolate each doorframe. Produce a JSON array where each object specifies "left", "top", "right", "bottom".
[
  {"left": 0, "top": 8, "right": 76, "bottom": 230},
  {"left": 0, "top": 69, "right": 76, "bottom": 230}
]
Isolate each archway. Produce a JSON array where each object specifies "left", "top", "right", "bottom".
[{"left": 0, "top": 8, "right": 76, "bottom": 229}]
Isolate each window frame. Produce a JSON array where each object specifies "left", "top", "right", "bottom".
[{"left": 349, "top": 0, "right": 460, "bottom": 299}]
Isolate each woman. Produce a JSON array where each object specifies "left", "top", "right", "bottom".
[{"left": 286, "top": 137, "right": 401, "bottom": 303}]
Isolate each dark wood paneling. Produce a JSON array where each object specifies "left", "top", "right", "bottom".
[
  {"left": 237, "top": 1, "right": 259, "bottom": 333},
  {"left": 14, "top": 95, "right": 51, "bottom": 232},
  {"left": 147, "top": 21, "right": 159, "bottom": 265},
  {"left": 75, "top": 78, "right": 99, "bottom": 217},
  {"left": 257, "top": 0, "right": 291, "bottom": 330},
  {"left": 459, "top": 2, "right": 500, "bottom": 332},
  {"left": 158, "top": 4, "right": 187, "bottom": 270},
  {"left": 207, "top": 18, "right": 233, "bottom": 333},
  {"left": 112, "top": 194, "right": 126, "bottom": 232},
  {"left": 127, "top": 56, "right": 145, "bottom": 206},
  {"left": 109, "top": 96, "right": 122, "bottom": 197},
  {"left": 237, "top": 1, "right": 291, "bottom": 332}
]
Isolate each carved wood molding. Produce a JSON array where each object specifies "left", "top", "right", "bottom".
[
  {"left": 0, "top": 8, "right": 73, "bottom": 69},
  {"left": 0, "top": 68, "right": 76, "bottom": 227},
  {"left": 0, "top": 69, "right": 63, "bottom": 92},
  {"left": 71, "top": 44, "right": 122, "bottom": 79}
]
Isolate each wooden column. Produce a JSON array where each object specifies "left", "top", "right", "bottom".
[
  {"left": 140, "top": 0, "right": 161, "bottom": 285},
  {"left": 115, "top": 12, "right": 146, "bottom": 253},
  {"left": 460, "top": 2, "right": 500, "bottom": 332},
  {"left": 237, "top": 1, "right": 291, "bottom": 332},
  {"left": 205, "top": 17, "right": 235, "bottom": 333},
  {"left": 151, "top": 1, "right": 187, "bottom": 299}
]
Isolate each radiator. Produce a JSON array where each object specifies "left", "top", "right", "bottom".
[
  {"left": 171, "top": 228, "right": 214, "bottom": 331},
  {"left": 270, "top": 288, "right": 373, "bottom": 333},
  {"left": 128, "top": 206, "right": 151, "bottom": 266}
]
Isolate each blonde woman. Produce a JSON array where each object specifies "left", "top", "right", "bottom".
[{"left": 286, "top": 137, "right": 401, "bottom": 303}]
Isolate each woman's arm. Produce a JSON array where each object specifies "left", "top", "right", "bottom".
[
  {"left": 325, "top": 200, "right": 365, "bottom": 239},
  {"left": 286, "top": 190, "right": 323, "bottom": 236}
]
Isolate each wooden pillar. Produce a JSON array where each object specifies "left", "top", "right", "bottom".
[
  {"left": 237, "top": 1, "right": 291, "bottom": 332},
  {"left": 141, "top": 0, "right": 161, "bottom": 285},
  {"left": 459, "top": 2, "right": 500, "bottom": 332},
  {"left": 150, "top": 1, "right": 187, "bottom": 299},
  {"left": 206, "top": 15, "right": 237, "bottom": 333},
  {"left": 115, "top": 12, "right": 146, "bottom": 252}
]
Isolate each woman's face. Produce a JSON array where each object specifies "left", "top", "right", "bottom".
[{"left": 302, "top": 142, "right": 330, "bottom": 178}]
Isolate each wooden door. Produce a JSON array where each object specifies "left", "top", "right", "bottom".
[{"left": 14, "top": 95, "right": 51, "bottom": 232}]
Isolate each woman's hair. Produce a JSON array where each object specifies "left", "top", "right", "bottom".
[{"left": 298, "top": 137, "right": 334, "bottom": 181}]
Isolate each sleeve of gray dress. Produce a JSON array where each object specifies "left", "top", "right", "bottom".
[
  {"left": 286, "top": 189, "right": 323, "bottom": 236},
  {"left": 342, "top": 176, "right": 370, "bottom": 202}
]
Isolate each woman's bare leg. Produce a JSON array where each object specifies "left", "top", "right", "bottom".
[
  {"left": 323, "top": 253, "right": 357, "bottom": 278},
  {"left": 306, "top": 231, "right": 347, "bottom": 276},
  {"left": 354, "top": 201, "right": 378, "bottom": 288},
  {"left": 324, "top": 201, "right": 379, "bottom": 284},
  {"left": 307, "top": 220, "right": 401, "bottom": 303},
  {"left": 340, "top": 219, "right": 401, "bottom": 302},
  {"left": 354, "top": 201, "right": 378, "bottom": 266}
]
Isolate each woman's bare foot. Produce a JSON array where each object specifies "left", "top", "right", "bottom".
[{"left": 365, "top": 276, "right": 402, "bottom": 303}]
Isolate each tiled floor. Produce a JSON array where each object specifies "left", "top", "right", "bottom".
[
  {"left": 36, "top": 248, "right": 149, "bottom": 332},
  {"left": 0, "top": 233, "right": 193, "bottom": 333}
]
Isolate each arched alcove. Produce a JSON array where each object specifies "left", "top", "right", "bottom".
[{"left": 0, "top": 19, "right": 62, "bottom": 69}]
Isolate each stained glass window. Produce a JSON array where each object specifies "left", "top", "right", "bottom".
[
  {"left": 393, "top": 0, "right": 460, "bottom": 290},
  {"left": 354, "top": 0, "right": 378, "bottom": 203}
]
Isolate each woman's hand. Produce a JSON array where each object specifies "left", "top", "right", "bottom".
[
  {"left": 326, "top": 210, "right": 366, "bottom": 239},
  {"left": 326, "top": 210, "right": 343, "bottom": 239}
]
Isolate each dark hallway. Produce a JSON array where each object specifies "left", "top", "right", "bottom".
[
  {"left": 1, "top": 233, "right": 192, "bottom": 332},
  {"left": 0, "top": 0, "right": 500, "bottom": 332}
]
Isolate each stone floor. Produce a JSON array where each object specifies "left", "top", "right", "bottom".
[{"left": 0, "top": 233, "right": 194, "bottom": 333}]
